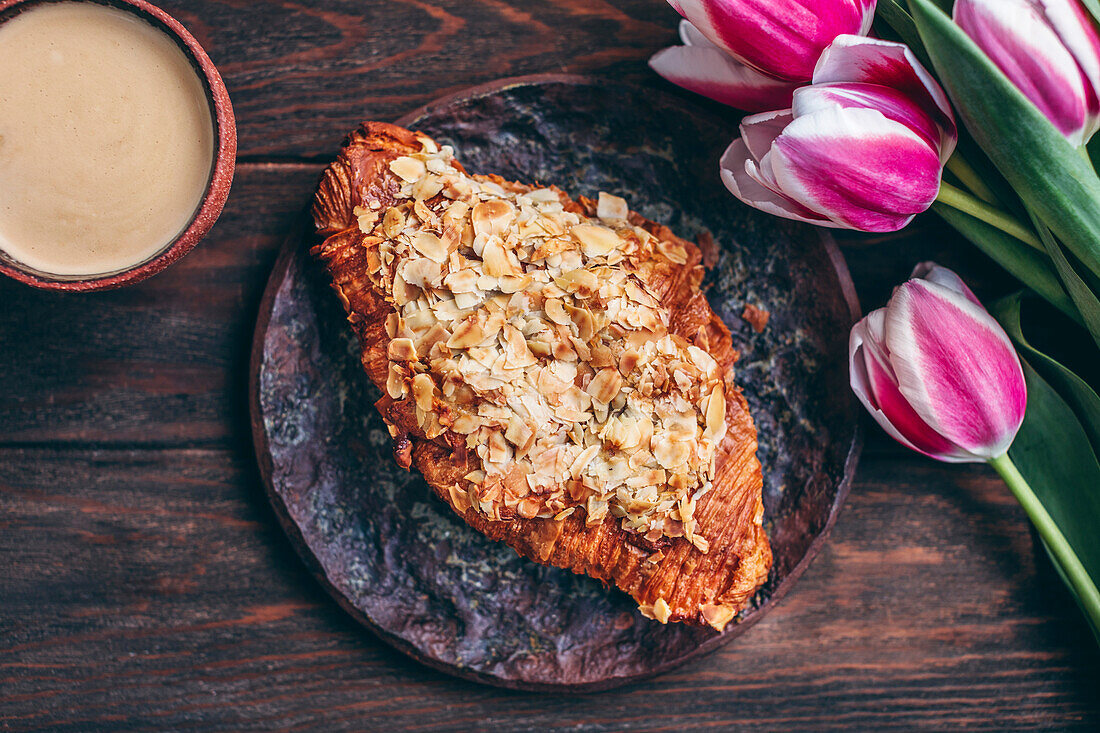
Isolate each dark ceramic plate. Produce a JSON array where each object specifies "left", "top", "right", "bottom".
[{"left": 250, "top": 75, "right": 861, "bottom": 692}]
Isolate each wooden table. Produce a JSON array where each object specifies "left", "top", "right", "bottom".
[{"left": 1, "top": 1, "right": 1097, "bottom": 729}]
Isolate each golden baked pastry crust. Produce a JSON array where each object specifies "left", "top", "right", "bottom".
[{"left": 311, "top": 121, "right": 771, "bottom": 628}]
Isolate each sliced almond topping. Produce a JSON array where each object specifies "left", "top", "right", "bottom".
[
  {"left": 572, "top": 223, "right": 620, "bottom": 257},
  {"left": 543, "top": 298, "right": 570, "bottom": 326},
  {"left": 554, "top": 268, "right": 599, "bottom": 297},
  {"left": 382, "top": 207, "right": 406, "bottom": 238},
  {"left": 447, "top": 316, "right": 486, "bottom": 350},
  {"left": 482, "top": 235, "right": 521, "bottom": 277},
  {"left": 471, "top": 200, "right": 516, "bottom": 236},
  {"left": 596, "top": 192, "right": 629, "bottom": 222},
  {"left": 652, "top": 598, "right": 672, "bottom": 624},
  {"left": 389, "top": 156, "right": 426, "bottom": 183},
  {"left": 358, "top": 136, "right": 727, "bottom": 548},
  {"left": 700, "top": 603, "right": 735, "bottom": 631},
  {"left": 388, "top": 338, "right": 418, "bottom": 361},
  {"left": 587, "top": 368, "right": 623, "bottom": 405},
  {"left": 411, "top": 373, "right": 436, "bottom": 412},
  {"left": 656, "top": 240, "right": 688, "bottom": 265},
  {"left": 704, "top": 386, "right": 726, "bottom": 440},
  {"left": 619, "top": 348, "right": 642, "bottom": 375},
  {"left": 411, "top": 231, "right": 448, "bottom": 263}
]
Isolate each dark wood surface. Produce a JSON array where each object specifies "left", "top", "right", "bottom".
[{"left": 0, "top": 1, "right": 1097, "bottom": 730}]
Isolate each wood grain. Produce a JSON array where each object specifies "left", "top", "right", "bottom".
[
  {"left": 0, "top": 0, "right": 1097, "bottom": 728},
  {"left": 0, "top": 450, "right": 1096, "bottom": 730}
]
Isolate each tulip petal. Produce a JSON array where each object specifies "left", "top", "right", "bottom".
[
  {"left": 1040, "top": 0, "right": 1100, "bottom": 126},
  {"left": 955, "top": 0, "right": 1092, "bottom": 145},
  {"left": 678, "top": 18, "right": 711, "bottom": 47},
  {"left": 813, "top": 35, "right": 957, "bottom": 159},
  {"left": 767, "top": 106, "right": 943, "bottom": 231},
  {"left": 719, "top": 138, "right": 839, "bottom": 226},
  {"left": 649, "top": 44, "right": 799, "bottom": 112},
  {"left": 793, "top": 82, "right": 949, "bottom": 156},
  {"left": 740, "top": 109, "right": 794, "bottom": 161},
  {"left": 850, "top": 309, "right": 977, "bottom": 461},
  {"left": 885, "top": 278, "right": 1027, "bottom": 459},
  {"left": 668, "top": 0, "right": 877, "bottom": 81},
  {"left": 910, "top": 261, "right": 981, "bottom": 304}
]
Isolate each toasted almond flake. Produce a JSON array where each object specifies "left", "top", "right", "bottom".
[
  {"left": 389, "top": 156, "right": 426, "bottom": 183},
  {"left": 543, "top": 298, "right": 570, "bottom": 326},
  {"left": 471, "top": 200, "right": 516, "bottom": 236},
  {"left": 568, "top": 444, "right": 601, "bottom": 479},
  {"left": 411, "top": 231, "right": 448, "bottom": 263},
  {"left": 411, "top": 373, "right": 435, "bottom": 412},
  {"left": 447, "top": 316, "right": 487, "bottom": 350},
  {"left": 596, "top": 192, "right": 629, "bottom": 222},
  {"left": 449, "top": 484, "right": 472, "bottom": 513},
  {"left": 619, "top": 348, "right": 642, "bottom": 375},
  {"left": 656, "top": 240, "right": 688, "bottom": 265},
  {"left": 382, "top": 207, "right": 406, "bottom": 238},
  {"left": 653, "top": 439, "right": 690, "bottom": 470},
  {"left": 387, "top": 363, "right": 407, "bottom": 399},
  {"left": 413, "top": 175, "right": 445, "bottom": 201},
  {"left": 355, "top": 207, "right": 380, "bottom": 233},
  {"left": 516, "top": 497, "right": 540, "bottom": 519},
  {"left": 482, "top": 235, "right": 520, "bottom": 277},
  {"left": 704, "top": 386, "right": 726, "bottom": 440},
  {"left": 554, "top": 269, "right": 599, "bottom": 297},
  {"left": 587, "top": 367, "right": 622, "bottom": 405},
  {"left": 701, "top": 603, "right": 735, "bottom": 631},
  {"left": 388, "top": 338, "right": 417, "bottom": 361},
  {"left": 572, "top": 223, "right": 620, "bottom": 257}
]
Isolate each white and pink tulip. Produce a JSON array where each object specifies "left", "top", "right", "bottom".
[
  {"left": 955, "top": 0, "right": 1100, "bottom": 147},
  {"left": 849, "top": 263, "right": 1027, "bottom": 463},
  {"left": 648, "top": 0, "right": 876, "bottom": 112},
  {"left": 720, "top": 36, "right": 958, "bottom": 232}
]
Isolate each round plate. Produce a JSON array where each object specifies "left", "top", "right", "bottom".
[{"left": 250, "top": 75, "right": 862, "bottom": 692}]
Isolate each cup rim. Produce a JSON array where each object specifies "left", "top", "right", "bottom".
[{"left": 0, "top": 0, "right": 237, "bottom": 292}]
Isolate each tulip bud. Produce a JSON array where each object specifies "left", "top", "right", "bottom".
[
  {"left": 649, "top": 20, "right": 801, "bottom": 113},
  {"left": 955, "top": 0, "right": 1100, "bottom": 147},
  {"left": 720, "top": 36, "right": 958, "bottom": 232},
  {"left": 849, "top": 263, "right": 1027, "bottom": 463},
  {"left": 649, "top": 0, "right": 876, "bottom": 112}
]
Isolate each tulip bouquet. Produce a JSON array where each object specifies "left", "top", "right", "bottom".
[{"left": 652, "top": 0, "right": 1100, "bottom": 641}]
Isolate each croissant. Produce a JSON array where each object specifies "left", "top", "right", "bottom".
[{"left": 311, "top": 122, "right": 771, "bottom": 629}]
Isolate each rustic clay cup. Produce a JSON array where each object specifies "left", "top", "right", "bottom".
[{"left": 0, "top": 0, "right": 236, "bottom": 291}]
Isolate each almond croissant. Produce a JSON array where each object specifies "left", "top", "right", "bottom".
[{"left": 311, "top": 122, "right": 771, "bottom": 629}]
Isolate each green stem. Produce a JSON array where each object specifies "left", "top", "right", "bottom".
[
  {"left": 936, "top": 182, "right": 1043, "bottom": 252},
  {"left": 989, "top": 453, "right": 1100, "bottom": 633},
  {"left": 945, "top": 154, "right": 998, "bottom": 205}
]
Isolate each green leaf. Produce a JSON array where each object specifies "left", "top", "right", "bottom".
[
  {"left": 1027, "top": 212, "right": 1100, "bottom": 351},
  {"left": 933, "top": 203, "right": 1079, "bottom": 323},
  {"left": 908, "top": 0, "right": 1100, "bottom": 280},
  {"left": 1007, "top": 360, "right": 1100, "bottom": 643},
  {"left": 994, "top": 293, "right": 1100, "bottom": 457}
]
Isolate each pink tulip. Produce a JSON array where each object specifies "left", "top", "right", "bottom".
[
  {"left": 849, "top": 263, "right": 1027, "bottom": 463},
  {"left": 955, "top": 0, "right": 1100, "bottom": 147},
  {"left": 649, "top": 21, "right": 802, "bottom": 113},
  {"left": 648, "top": 0, "right": 876, "bottom": 112},
  {"left": 720, "top": 36, "right": 958, "bottom": 231}
]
